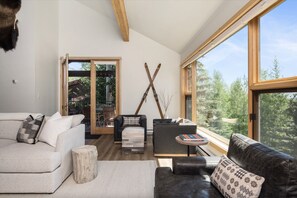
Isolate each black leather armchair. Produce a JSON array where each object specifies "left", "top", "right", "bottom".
[
  {"left": 114, "top": 115, "right": 147, "bottom": 142},
  {"left": 155, "top": 133, "right": 297, "bottom": 198},
  {"left": 153, "top": 119, "right": 197, "bottom": 156}
]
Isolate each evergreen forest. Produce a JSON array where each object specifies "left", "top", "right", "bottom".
[{"left": 196, "top": 58, "right": 297, "bottom": 157}]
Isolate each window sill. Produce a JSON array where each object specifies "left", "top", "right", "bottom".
[{"left": 196, "top": 128, "right": 229, "bottom": 156}]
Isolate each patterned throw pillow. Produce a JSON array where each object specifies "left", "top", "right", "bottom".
[
  {"left": 123, "top": 116, "right": 140, "bottom": 126},
  {"left": 17, "top": 115, "right": 45, "bottom": 144},
  {"left": 210, "top": 155, "right": 265, "bottom": 198}
]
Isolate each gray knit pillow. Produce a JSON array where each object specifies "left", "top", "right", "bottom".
[
  {"left": 123, "top": 116, "right": 140, "bottom": 126},
  {"left": 17, "top": 115, "right": 45, "bottom": 144}
]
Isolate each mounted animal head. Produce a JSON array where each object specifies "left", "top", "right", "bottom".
[{"left": 0, "top": 0, "right": 21, "bottom": 52}]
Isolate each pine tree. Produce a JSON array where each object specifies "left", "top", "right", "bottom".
[
  {"left": 208, "top": 70, "right": 230, "bottom": 137},
  {"left": 228, "top": 76, "right": 248, "bottom": 136},
  {"left": 196, "top": 61, "right": 212, "bottom": 128}
]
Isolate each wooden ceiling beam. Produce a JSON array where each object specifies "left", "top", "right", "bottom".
[{"left": 112, "top": 0, "right": 129, "bottom": 42}]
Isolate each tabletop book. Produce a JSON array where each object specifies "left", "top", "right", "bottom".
[{"left": 179, "top": 134, "right": 205, "bottom": 141}]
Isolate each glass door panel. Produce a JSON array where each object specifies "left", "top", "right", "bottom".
[
  {"left": 91, "top": 60, "right": 119, "bottom": 134},
  {"left": 68, "top": 62, "right": 91, "bottom": 133}
]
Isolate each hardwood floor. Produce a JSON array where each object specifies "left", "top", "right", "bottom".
[{"left": 87, "top": 134, "right": 157, "bottom": 161}]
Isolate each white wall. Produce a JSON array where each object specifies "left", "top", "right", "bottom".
[
  {"left": 0, "top": 0, "right": 59, "bottom": 115},
  {"left": 34, "top": 0, "right": 59, "bottom": 115},
  {"left": 0, "top": 1, "right": 36, "bottom": 112},
  {"left": 0, "top": 0, "right": 180, "bottom": 129},
  {"left": 181, "top": 1, "right": 248, "bottom": 61},
  {"left": 59, "top": 0, "right": 181, "bottom": 129}
]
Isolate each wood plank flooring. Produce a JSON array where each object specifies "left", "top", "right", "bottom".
[{"left": 87, "top": 134, "right": 156, "bottom": 161}]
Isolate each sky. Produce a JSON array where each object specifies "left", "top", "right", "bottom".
[{"left": 198, "top": 0, "right": 297, "bottom": 86}]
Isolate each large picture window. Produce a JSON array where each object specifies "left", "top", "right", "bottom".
[
  {"left": 256, "top": 0, "right": 297, "bottom": 156},
  {"left": 196, "top": 26, "right": 248, "bottom": 139},
  {"left": 181, "top": 0, "right": 297, "bottom": 155},
  {"left": 260, "top": 0, "right": 297, "bottom": 81}
]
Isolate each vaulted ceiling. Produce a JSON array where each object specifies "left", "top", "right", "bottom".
[{"left": 76, "top": 0, "right": 249, "bottom": 54}]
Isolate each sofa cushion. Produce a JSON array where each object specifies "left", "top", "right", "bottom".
[
  {"left": 17, "top": 115, "right": 45, "bottom": 144},
  {"left": 227, "top": 133, "right": 297, "bottom": 197},
  {"left": 39, "top": 113, "right": 73, "bottom": 147},
  {"left": 0, "top": 139, "right": 16, "bottom": 148},
  {"left": 0, "top": 142, "right": 61, "bottom": 173},
  {"left": 0, "top": 120, "right": 22, "bottom": 140},
  {"left": 155, "top": 167, "right": 223, "bottom": 198},
  {"left": 211, "top": 155, "right": 265, "bottom": 198}
]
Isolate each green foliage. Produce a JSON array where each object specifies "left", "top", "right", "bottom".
[
  {"left": 196, "top": 57, "right": 297, "bottom": 157},
  {"left": 196, "top": 61, "right": 248, "bottom": 139},
  {"left": 259, "top": 58, "right": 297, "bottom": 157},
  {"left": 68, "top": 63, "right": 116, "bottom": 115}
]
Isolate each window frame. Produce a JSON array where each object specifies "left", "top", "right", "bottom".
[
  {"left": 180, "top": 0, "right": 297, "bottom": 151},
  {"left": 180, "top": 62, "right": 197, "bottom": 122}
]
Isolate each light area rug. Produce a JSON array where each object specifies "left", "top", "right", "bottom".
[
  {"left": 0, "top": 160, "right": 157, "bottom": 198},
  {"left": 157, "top": 158, "right": 172, "bottom": 169}
]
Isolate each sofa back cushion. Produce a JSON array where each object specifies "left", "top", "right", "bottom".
[
  {"left": 227, "top": 133, "right": 297, "bottom": 198},
  {"left": 0, "top": 121, "right": 22, "bottom": 140}
]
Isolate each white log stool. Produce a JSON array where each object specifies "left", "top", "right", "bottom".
[{"left": 72, "top": 145, "right": 98, "bottom": 184}]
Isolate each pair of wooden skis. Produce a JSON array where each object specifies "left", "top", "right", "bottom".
[{"left": 135, "top": 63, "right": 164, "bottom": 119}]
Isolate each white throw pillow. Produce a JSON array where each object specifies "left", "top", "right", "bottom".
[
  {"left": 66, "top": 114, "right": 85, "bottom": 127},
  {"left": 39, "top": 113, "right": 72, "bottom": 147},
  {"left": 45, "top": 113, "right": 84, "bottom": 127},
  {"left": 211, "top": 155, "right": 265, "bottom": 198},
  {"left": 49, "top": 112, "right": 62, "bottom": 121}
]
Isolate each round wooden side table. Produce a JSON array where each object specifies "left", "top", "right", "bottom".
[
  {"left": 175, "top": 135, "right": 208, "bottom": 156},
  {"left": 72, "top": 145, "right": 98, "bottom": 184}
]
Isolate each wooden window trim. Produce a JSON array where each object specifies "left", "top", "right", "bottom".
[
  {"left": 180, "top": 0, "right": 295, "bottom": 149},
  {"left": 180, "top": 61, "right": 197, "bottom": 121},
  {"left": 181, "top": 0, "right": 261, "bottom": 68},
  {"left": 180, "top": 67, "right": 186, "bottom": 118},
  {"left": 191, "top": 62, "right": 197, "bottom": 122}
]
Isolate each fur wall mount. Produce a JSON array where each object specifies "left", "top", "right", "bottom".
[{"left": 0, "top": 0, "right": 21, "bottom": 52}]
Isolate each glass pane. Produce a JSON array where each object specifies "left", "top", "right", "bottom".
[
  {"left": 95, "top": 64, "right": 116, "bottom": 128},
  {"left": 259, "top": 92, "right": 297, "bottom": 157},
  {"left": 186, "top": 66, "right": 192, "bottom": 92},
  {"left": 196, "top": 26, "right": 248, "bottom": 139},
  {"left": 185, "top": 95, "right": 192, "bottom": 120},
  {"left": 260, "top": 0, "right": 297, "bottom": 80},
  {"left": 68, "top": 62, "right": 91, "bottom": 133}
]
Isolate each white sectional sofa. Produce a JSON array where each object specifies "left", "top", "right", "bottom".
[{"left": 0, "top": 113, "right": 85, "bottom": 193}]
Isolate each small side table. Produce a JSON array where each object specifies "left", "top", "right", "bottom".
[
  {"left": 72, "top": 145, "right": 98, "bottom": 184},
  {"left": 175, "top": 135, "right": 208, "bottom": 156},
  {"left": 122, "top": 127, "right": 145, "bottom": 153}
]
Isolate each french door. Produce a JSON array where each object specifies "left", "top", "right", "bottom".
[{"left": 60, "top": 56, "right": 121, "bottom": 135}]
